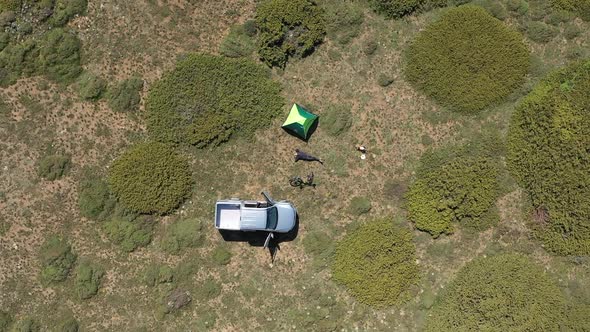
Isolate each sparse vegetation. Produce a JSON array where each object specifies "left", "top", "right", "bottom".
[
  {"left": 108, "top": 142, "right": 193, "bottom": 214},
  {"left": 78, "top": 172, "right": 117, "bottom": 221},
  {"left": 507, "top": 59, "right": 590, "bottom": 255},
  {"left": 160, "top": 218, "right": 204, "bottom": 255},
  {"left": 348, "top": 196, "right": 371, "bottom": 216},
  {"left": 10, "top": 317, "right": 40, "bottom": 332},
  {"left": 322, "top": 0, "right": 364, "bottom": 45},
  {"left": 424, "top": 254, "right": 566, "bottom": 331},
  {"left": 211, "top": 246, "right": 232, "bottom": 265},
  {"left": 75, "top": 261, "right": 105, "bottom": 300},
  {"left": 0, "top": 311, "right": 12, "bottom": 332},
  {"left": 57, "top": 316, "right": 79, "bottom": 332},
  {"left": 106, "top": 77, "right": 143, "bottom": 113},
  {"left": 220, "top": 23, "right": 256, "bottom": 58},
  {"left": 405, "top": 5, "right": 529, "bottom": 111},
  {"left": 255, "top": 0, "right": 326, "bottom": 68},
  {"left": 332, "top": 218, "right": 419, "bottom": 307},
  {"left": 37, "top": 154, "right": 71, "bottom": 181},
  {"left": 146, "top": 54, "right": 283, "bottom": 147},
  {"left": 39, "top": 236, "right": 77, "bottom": 285}
]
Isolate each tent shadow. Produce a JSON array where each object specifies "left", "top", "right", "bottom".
[{"left": 218, "top": 214, "right": 300, "bottom": 262}]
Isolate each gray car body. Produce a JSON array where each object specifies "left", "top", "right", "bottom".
[{"left": 215, "top": 200, "right": 297, "bottom": 233}]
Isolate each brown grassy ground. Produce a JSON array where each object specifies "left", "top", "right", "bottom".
[{"left": 1, "top": 0, "right": 589, "bottom": 330}]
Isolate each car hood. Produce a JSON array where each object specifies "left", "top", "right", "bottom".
[{"left": 275, "top": 203, "right": 296, "bottom": 232}]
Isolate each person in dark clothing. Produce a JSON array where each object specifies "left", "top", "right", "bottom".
[
  {"left": 294, "top": 149, "right": 323, "bottom": 164},
  {"left": 306, "top": 172, "right": 315, "bottom": 188}
]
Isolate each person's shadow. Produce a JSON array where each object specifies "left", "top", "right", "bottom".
[{"left": 218, "top": 214, "right": 299, "bottom": 263}]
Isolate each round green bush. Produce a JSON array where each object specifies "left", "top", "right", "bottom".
[
  {"left": 39, "top": 236, "right": 77, "bottom": 284},
  {"left": 369, "top": 0, "right": 424, "bottom": 18},
  {"left": 75, "top": 261, "right": 104, "bottom": 299},
  {"left": 507, "top": 60, "right": 590, "bottom": 255},
  {"left": 424, "top": 254, "right": 566, "bottom": 331},
  {"left": 255, "top": 0, "right": 326, "bottom": 68},
  {"left": 405, "top": 5, "right": 529, "bottom": 112},
  {"left": 332, "top": 218, "right": 419, "bottom": 307},
  {"left": 146, "top": 54, "right": 283, "bottom": 147},
  {"left": 108, "top": 142, "right": 192, "bottom": 214},
  {"left": 77, "top": 71, "right": 106, "bottom": 101},
  {"left": 406, "top": 150, "right": 500, "bottom": 237}
]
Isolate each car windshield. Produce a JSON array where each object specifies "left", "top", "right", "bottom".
[{"left": 266, "top": 207, "right": 278, "bottom": 230}]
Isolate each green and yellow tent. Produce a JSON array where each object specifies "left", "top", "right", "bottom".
[{"left": 281, "top": 103, "right": 318, "bottom": 140}]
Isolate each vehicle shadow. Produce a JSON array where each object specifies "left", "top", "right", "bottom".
[{"left": 218, "top": 214, "right": 299, "bottom": 262}]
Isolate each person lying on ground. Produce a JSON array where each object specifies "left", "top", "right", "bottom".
[{"left": 294, "top": 149, "right": 323, "bottom": 164}]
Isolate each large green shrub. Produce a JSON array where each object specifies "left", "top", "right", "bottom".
[
  {"left": 332, "top": 218, "right": 419, "bottom": 307},
  {"left": 551, "top": 0, "right": 590, "bottom": 21},
  {"left": 103, "top": 218, "right": 153, "bottom": 252},
  {"left": 424, "top": 254, "right": 566, "bottom": 331},
  {"left": 106, "top": 77, "right": 143, "bottom": 113},
  {"left": 255, "top": 0, "right": 325, "bottom": 68},
  {"left": 405, "top": 149, "right": 500, "bottom": 237},
  {"left": 37, "top": 28, "right": 82, "bottom": 84},
  {"left": 507, "top": 60, "right": 590, "bottom": 255},
  {"left": 405, "top": 5, "right": 529, "bottom": 112},
  {"left": 146, "top": 54, "right": 283, "bottom": 146},
  {"left": 39, "top": 236, "right": 77, "bottom": 284},
  {"left": 74, "top": 260, "right": 104, "bottom": 299},
  {"left": 108, "top": 142, "right": 192, "bottom": 214},
  {"left": 160, "top": 218, "right": 204, "bottom": 255}
]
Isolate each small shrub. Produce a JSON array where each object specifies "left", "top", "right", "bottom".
[
  {"left": 507, "top": 60, "right": 590, "bottom": 255},
  {"left": 526, "top": 21, "right": 558, "bottom": 43},
  {"left": 564, "top": 23, "right": 581, "bottom": 40},
  {"left": 377, "top": 73, "right": 394, "bottom": 87},
  {"left": 75, "top": 260, "right": 105, "bottom": 299},
  {"left": 323, "top": 0, "right": 364, "bottom": 45},
  {"left": 406, "top": 148, "right": 500, "bottom": 237},
  {"left": 78, "top": 172, "right": 116, "bottom": 221},
  {"left": 77, "top": 71, "right": 106, "bottom": 100},
  {"left": 10, "top": 317, "right": 40, "bottom": 332},
  {"left": 362, "top": 39, "right": 378, "bottom": 56},
  {"left": 0, "top": 39, "right": 38, "bottom": 86},
  {"left": 37, "top": 154, "right": 71, "bottom": 180},
  {"left": 332, "top": 218, "right": 419, "bottom": 307},
  {"left": 196, "top": 278, "right": 221, "bottom": 300},
  {"left": 106, "top": 76, "right": 143, "bottom": 113},
  {"left": 0, "top": 311, "right": 12, "bottom": 332},
  {"left": 108, "top": 142, "right": 192, "bottom": 214},
  {"left": 546, "top": 9, "right": 573, "bottom": 25},
  {"left": 144, "top": 264, "right": 174, "bottom": 287},
  {"left": 321, "top": 103, "right": 352, "bottom": 136},
  {"left": 160, "top": 218, "right": 204, "bottom": 254},
  {"left": 369, "top": 0, "right": 424, "bottom": 18},
  {"left": 424, "top": 254, "right": 566, "bottom": 331},
  {"left": 255, "top": 0, "right": 326, "bottom": 68},
  {"left": 39, "top": 236, "right": 76, "bottom": 284},
  {"left": 303, "top": 230, "right": 334, "bottom": 269},
  {"left": 405, "top": 5, "right": 529, "bottom": 112},
  {"left": 0, "top": 0, "right": 21, "bottom": 12},
  {"left": 103, "top": 217, "right": 153, "bottom": 252},
  {"left": 211, "top": 246, "right": 231, "bottom": 265},
  {"left": 220, "top": 24, "right": 256, "bottom": 58},
  {"left": 506, "top": 0, "right": 529, "bottom": 15},
  {"left": 146, "top": 54, "right": 283, "bottom": 146},
  {"left": 348, "top": 196, "right": 371, "bottom": 216},
  {"left": 58, "top": 316, "right": 79, "bottom": 332},
  {"left": 37, "top": 28, "right": 82, "bottom": 84}
]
